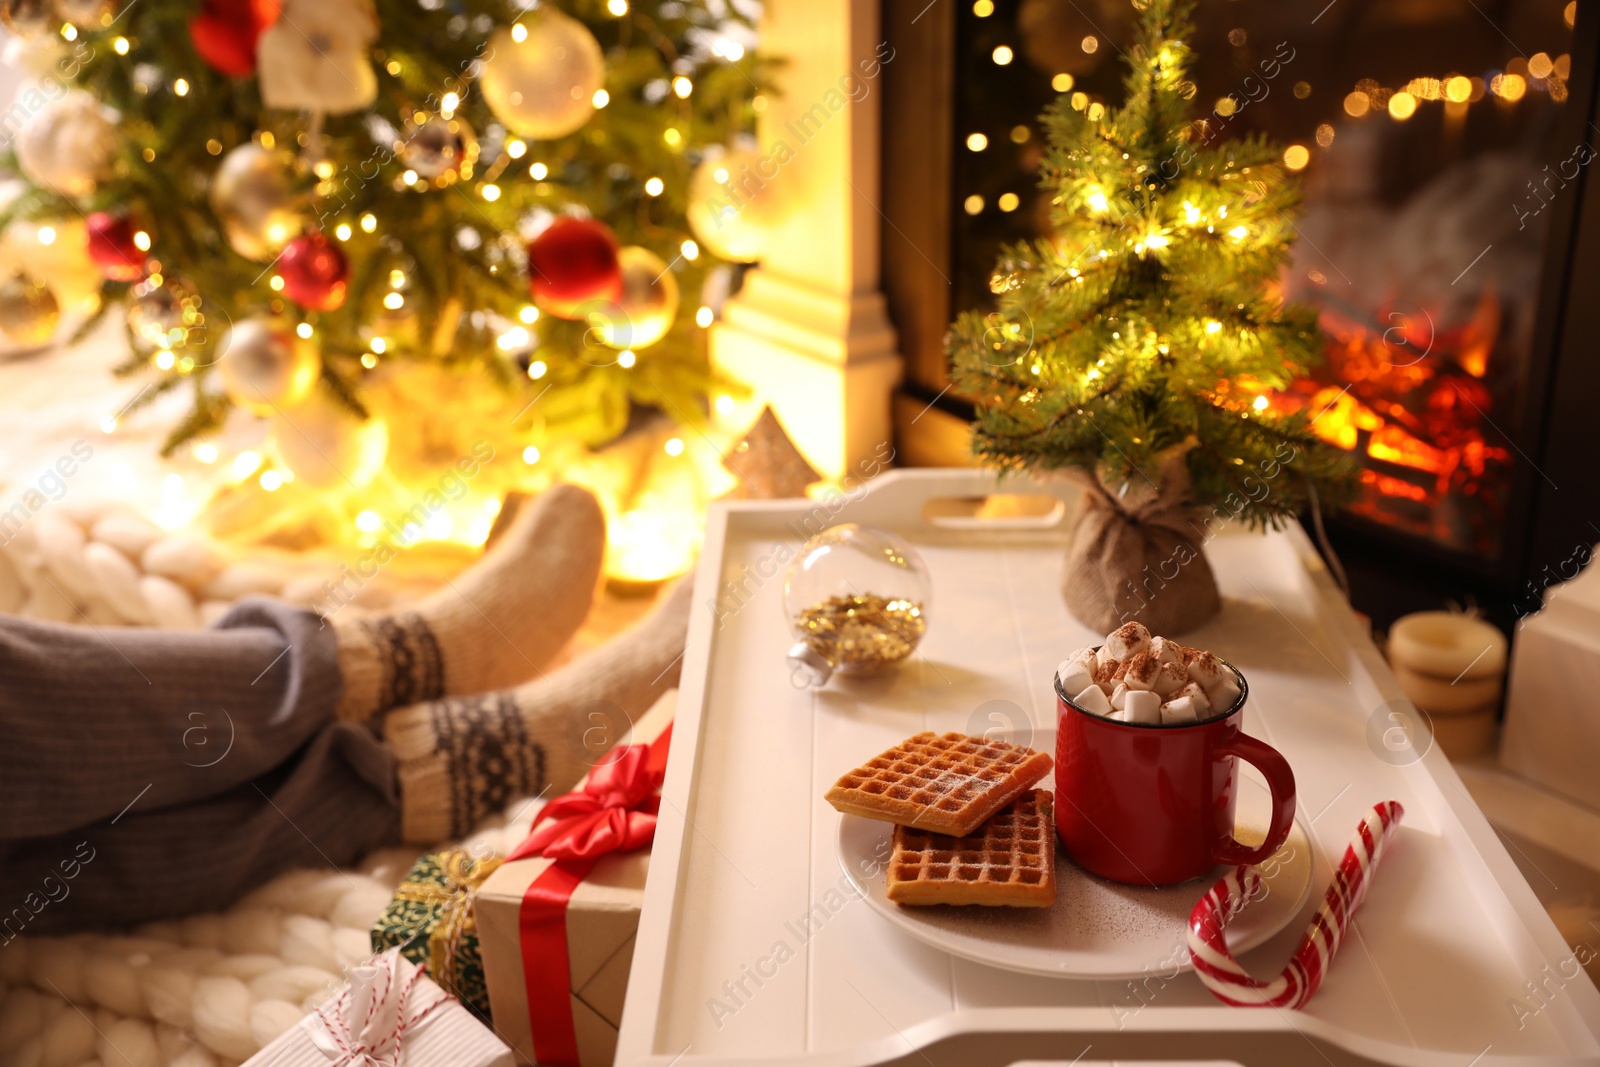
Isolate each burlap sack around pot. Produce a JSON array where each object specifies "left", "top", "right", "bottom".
[{"left": 1060, "top": 447, "right": 1221, "bottom": 636}]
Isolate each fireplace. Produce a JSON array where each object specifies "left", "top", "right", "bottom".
[{"left": 880, "top": 0, "right": 1600, "bottom": 631}]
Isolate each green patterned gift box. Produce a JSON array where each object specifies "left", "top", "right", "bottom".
[{"left": 371, "top": 848, "right": 503, "bottom": 1022}]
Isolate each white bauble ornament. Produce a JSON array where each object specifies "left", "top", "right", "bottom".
[
  {"left": 686, "top": 144, "right": 776, "bottom": 262},
  {"left": 596, "top": 246, "right": 678, "bottom": 349},
  {"left": 209, "top": 143, "right": 307, "bottom": 262},
  {"left": 270, "top": 391, "right": 388, "bottom": 489},
  {"left": 217, "top": 318, "right": 321, "bottom": 413},
  {"left": 479, "top": 12, "right": 604, "bottom": 140},
  {"left": 16, "top": 92, "right": 117, "bottom": 198}
]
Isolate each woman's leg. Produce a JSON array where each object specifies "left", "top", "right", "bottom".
[
  {"left": 1, "top": 597, "right": 345, "bottom": 840},
  {"left": 0, "top": 720, "right": 398, "bottom": 935}
]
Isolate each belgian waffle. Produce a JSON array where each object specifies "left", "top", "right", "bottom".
[
  {"left": 824, "top": 731, "right": 1053, "bottom": 837},
  {"left": 886, "top": 789, "right": 1056, "bottom": 907}
]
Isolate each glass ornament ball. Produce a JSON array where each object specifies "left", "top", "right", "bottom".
[{"left": 783, "top": 523, "right": 932, "bottom": 687}]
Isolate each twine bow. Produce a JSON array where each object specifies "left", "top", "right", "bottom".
[
  {"left": 308, "top": 949, "right": 450, "bottom": 1066},
  {"left": 388, "top": 850, "right": 503, "bottom": 995},
  {"left": 509, "top": 743, "right": 664, "bottom": 862}
]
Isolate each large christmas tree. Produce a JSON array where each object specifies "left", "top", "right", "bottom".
[
  {"left": 948, "top": 0, "right": 1354, "bottom": 531},
  {"left": 0, "top": 0, "right": 767, "bottom": 453}
]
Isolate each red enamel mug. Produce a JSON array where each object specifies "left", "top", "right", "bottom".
[{"left": 1053, "top": 654, "right": 1296, "bottom": 886}]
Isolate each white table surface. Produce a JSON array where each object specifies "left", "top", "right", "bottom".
[{"left": 619, "top": 470, "right": 1600, "bottom": 1067}]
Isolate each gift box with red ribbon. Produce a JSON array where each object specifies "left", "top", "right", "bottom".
[{"left": 477, "top": 690, "right": 675, "bottom": 1067}]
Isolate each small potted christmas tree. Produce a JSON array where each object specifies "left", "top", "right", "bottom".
[{"left": 949, "top": 0, "right": 1355, "bottom": 635}]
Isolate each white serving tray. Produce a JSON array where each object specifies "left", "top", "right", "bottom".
[{"left": 618, "top": 469, "right": 1600, "bottom": 1066}]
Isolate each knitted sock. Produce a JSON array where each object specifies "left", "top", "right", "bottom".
[
  {"left": 331, "top": 483, "right": 606, "bottom": 723},
  {"left": 383, "top": 577, "right": 693, "bottom": 844}
]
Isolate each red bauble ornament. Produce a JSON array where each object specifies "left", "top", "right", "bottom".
[
  {"left": 527, "top": 217, "right": 622, "bottom": 319},
  {"left": 86, "top": 212, "right": 146, "bottom": 283},
  {"left": 277, "top": 232, "right": 349, "bottom": 312},
  {"left": 189, "top": 0, "right": 280, "bottom": 77}
]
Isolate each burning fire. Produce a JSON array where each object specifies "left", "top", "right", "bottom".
[{"left": 1263, "top": 290, "right": 1511, "bottom": 552}]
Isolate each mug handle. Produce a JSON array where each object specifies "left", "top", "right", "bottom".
[{"left": 1212, "top": 734, "right": 1298, "bottom": 867}]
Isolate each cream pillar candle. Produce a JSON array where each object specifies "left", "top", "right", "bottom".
[{"left": 1387, "top": 611, "right": 1508, "bottom": 758}]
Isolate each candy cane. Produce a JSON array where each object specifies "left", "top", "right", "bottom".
[{"left": 1188, "top": 800, "right": 1404, "bottom": 1009}]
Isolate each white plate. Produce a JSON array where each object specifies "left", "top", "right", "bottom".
[{"left": 837, "top": 773, "right": 1313, "bottom": 979}]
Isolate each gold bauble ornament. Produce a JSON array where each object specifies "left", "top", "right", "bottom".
[
  {"left": 209, "top": 143, "right": 307, "bottom": 262},
  {"left": 0, "top": 0, "right": 53, "bottom": 37},
  {"left": 126, "top": 277, "right": 201, "bottom": 354},
  {"left": 686, "top": 145, "right": 776, "bottom": 263},
  {"left": 217, "top": 318, "right": 321, "bottom": 412},
  {"left": 400, "top": 116, "right": 479, "bottom": 185},
  {"left": 595, "top": 246, "right": 679, "bottom": 350},
  {"left": 479, "top": 11, "right": 604, "bottom": 140},
  {"left": 0, "top": 273, "right": 59, "bottom": 345},
  {"left": 270, "top": 391, "right": 388, "bottom": 489}
]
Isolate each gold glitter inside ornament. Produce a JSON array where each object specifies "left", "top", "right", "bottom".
[
  {"left": 0, "top": 273, "right": 59, "bottom": 345},
  {"left": 784, "top": 523, "right": 931, "bottom": 687},
  {"left": 126, "top": 276, "right": 201, "bottom": 354},
  {"left": 794, "top": 593, "right": 927, "bottom": 673}
]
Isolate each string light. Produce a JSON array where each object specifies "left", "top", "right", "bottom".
[
  {"left": 100, "top": 415, "right": 117, "bottom": 433},
  {"left": 713, "top": 38, "right": 745, "bottom": 61},
  {"left": 390, "top": 269, "right": 406, "bottom": 287},
  {"left": 592, "top": 89, "right": 610, "bottom": 108},
  {"left": 528, "top": 359, "right": 548, "bottom": 379},
  {"left": 673, "top": 76, "right": 693, "bottom": 98},
  {"left": 497, "top": 326, "right": 530, "bottom": 350},
  {"left": 233, "top": 451, "right": 262, "bottom": 479},
  {"left": 998, "top": 193, "right": 1020, "bottom": 212},
  {"left": 361, "top": 353, "right": 378, "bottom": 368},
  {"left": 296, "top": 323, "right": 313, "bottom": 339},
  {"left": 523, "top": 445, "right": 541, "bottom": 464},
  {"left": 663, "top": 128, "right": 682, "bottom": 147},
  {"left": 973, "top": 0, "right": 993, "bottom": 13},
  {"left": 60, "top": 23, "right": 76, "bottom": 39},
  {"left": 174, "top": 78, "right": 189, "bottom": 96},
  {"left": 511, "top": 23, "right": 528, "bottom": 42},
  {"left": 384, "top": 292, "right": 404, "bottom": 309},
  {"left": 1080, "top": 36, "right": 1098, "bottom": 54},
  {"left": 1052, "top": 73, "right": 1074, "bottom": 92},
  {"left": 371, "top": 337, "right": 387, "bottom": 353},
  {"left": 966, "top": 132, "right": 988, "bottom": 151},
  {"left": 386, "top": 59, "right": 402, "bottom": 75},
  {"left": 1204, "top": 319, "right": 1222, "bottom": 334},
  {"left": 113, "top": 36, "right": 128, "bottom": 54},
  {"left": 1343, "top": 91, "right": 1370, "bottom": 117},
  {"left": 696, "top": 306, "right": 714, "bottom": 328},
  {"left": 645, "top": 176, "right": 664, "bottom": 196},
  {"left": 335, "top": 223, "right": 352, "bottom": 240},
  {"left": 1491, "top": 73, "right": 1527, "bottom": 101},
  {"left": 715, "top": 394, "right": 734, "bottom": 414},
  {"left": 530, "top": 161, "right": 549, "bottom": 179},
  {"left": 964, "top": 195, "right": 983, "bottom": 215},
  {"left": 36, "top": 226, "right": 55, "bottom": 245},
  {"left": 154, "top": 351, "right": 175, "bottom": 370},
  {"left": 1252, "top": 396, "right": 1270, "bottom": 412},
  {"left": 1388, "top": 91, "right": 1417, "bottom": 120},
  {"left": 680, "top": 239, "right": 699, "bottom": 260},
  {"left": 1228, "top": 225, "right": 1248, "bottom": 241},
  {"left": 260, "top": 470, "right": 284, "bottom": 491},
  {"left": 360, "top": 213, "right": 377, "bottom": 233},
  {"left": 618, "top": 349, "right": 637, "bottom": 368},
  {"left": 992, "top": 45, "right": 1013, "bottom": 65},
  {"left": 1283, "top": 144, "right": 1310, "bottom": 169},
  {"left": 441, "top": 92, "right": 460, "bottom": 114},
  {"left": 1086, "top": 189, "right": 1109, "bottom": 213},
  {"left": 269, "top": 275, "right": 286, "bottom": 291},
  {"left": 664, "top": 437, "right": 684, "bottom": 456},
  {"left": 482, "top": 183, "right": 501, "bottom": 201},
  {"left": 193, "top": 443, "right": 219, "bottom": 464}
]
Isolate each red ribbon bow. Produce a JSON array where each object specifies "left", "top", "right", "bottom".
[
  {"left": 509, "top": 741, "right": 665, "bottom": 862},
  {"left": 512, "top": 724, "right": 672, "bottom": 1067}
]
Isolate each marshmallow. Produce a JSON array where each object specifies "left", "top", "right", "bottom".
[
  {"left": 1094, "top": 658, "right": 1120, "bottom": 689},
  {"left": 1110, "top": 682, "right": 1129, "bottom": 710},
  {"left": 1096, "top": 645, "right": 1120, "bottom": 669},
  {"left": 1120, "top": 689, "right": 1162, "bottom": 724},
  {"left": 1186, "top": 650, "right": 1227, "bottom": 690},
  {"left": 1206, "top": 672, "right": 1242, "bottom": 712},
  {"left": 1171, "top": 681, "right": 1213, "bottom": 716},
  {"left": 1103, "top": 621, "right": 1152, "bottom": 660},
  {"left": 1057, "top": 653, "right": 1096, "bottom": 696},
  {"left": 1073, "top": 683, "right": 1113, "bottom": 717},
  {"left": 1149, "top": 636, "right": 1184, "bottom": 667},
  {"left": 1154, "top": 661, "right": 1188, "bottom": 697},
  {"left": 1160, "top": 694, "right": 1202, "bottom": 724},
  {"left": 1122, "top": 651, "right": 1161, "bottom": 691}
]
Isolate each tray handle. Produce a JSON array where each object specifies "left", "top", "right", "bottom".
[{"left": 844, "top": 468, "right": 1084, "bottom": 531}]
